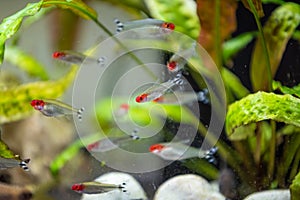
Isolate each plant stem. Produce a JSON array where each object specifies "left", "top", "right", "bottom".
[
  {"left": 247, "top": 0, "right": 272, "bottom": 92},
  {"left": 214, "top": 0, "right": 222, "bottom": 70},
  {"left": 277, "top": 132, "right": 300, "bottom": 187},
  {"left": 289, "top": 146, "right": 300, "bottom": 184},
  {"left": 267, "top": 120, "right": 276, "bottom": 184},
  {"left": 254, "top": 122, "right": 262, "bottom": 165}
]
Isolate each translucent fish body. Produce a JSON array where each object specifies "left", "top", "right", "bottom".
[
  {"left": 31, "top": 99, "right": 84, "bottom": 120},
  {"left": 135, "top": 75, "right": 184, "bottom": 103},
  {"left": 167, "top": 44, "right": 197, "bottom": 72},
  {"left": 0, "top": 157, "right": 30, "bottom": 171},
  {"left": 114, "top": 18, "right": 175, "bottom": 35},
  {"left": 87, "top": 135, "right": 139, "bottom": 153},
  {"left": 149, "top": 141, "right": 217, "bottom": 162},
  {"left": 71, "top": 181, "right": 126, "bottom": 194},
  {"left": 52, "top": 50, "right": 105, "bottom": 66}
]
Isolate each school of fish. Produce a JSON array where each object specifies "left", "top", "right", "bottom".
[{"left": 0, "top": 18, "right": 215, "bottom": 198}]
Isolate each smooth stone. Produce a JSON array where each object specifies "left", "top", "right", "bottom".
[
  {"left": 81, "top": 172, "right": 147, "bottom": 200},
  {"left": 154, "top": 174, "right": 225, "bottom": 200},
  {"left": 243, "top": 189, "right": 290, "bottom": 200}
]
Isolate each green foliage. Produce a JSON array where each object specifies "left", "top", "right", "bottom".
[
  {"left": 5, "top": 46, "right": 49, "bottom": 80},
  {"left": 144, "top": 0, "right": 200, "bottom": 39},
  {"left": 272, "top": 81, "right": 300, "bottom": 97},
  {"left": 290, "top": 171, "right": 300, "bottom": 200},
  {"left": 42, "top": 0, "right": 98, "bottom": 20},
  {"left": 0, "top": 66, "right": 77, "bottom": 124},
  {"left": 0, "top": 1, "right": 43, "bottom": 63},
  {"left": 0, "top": 139, "right": 16, "bottom": 159},
  {"left": 250, "top": 2, "right": 300, "bottom": 91},
  {"left": 50, "top": 133, "right": 100, "bottom": 177},
  {"left": 226, "top": 92, "right": 300, "bottom": 140},
  {"left": 223, "top": 32, "right": 257, "bottom": 63}
]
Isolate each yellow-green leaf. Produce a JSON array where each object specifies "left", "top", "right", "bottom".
[
  {"left": 226, "top": 91, "right": 300, "bottom": 140},
  {"left": 0, "top": 66, "right": 78, "bottom": 124},
  {"left": 5, "top": 46, "right": 49, "bottom": 80},
  {"left": 144, "top": 0, "right": 200, "bottom": 39},
  {"left": 0, "top": 1, "right": 43, "bottom": 64},
  {"left": 250, "top": 3, "right": 300, "bottom": 91},
  {"left": 42, "top": 0, "right": 97, "bottom": 20},
  {"left": 0, "top": 140, "right": 15, "bottom": 159}
]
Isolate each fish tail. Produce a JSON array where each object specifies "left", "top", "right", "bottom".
[
  {"left": 196, "top": 88, "right": 210, "bottom": 104},
  {"left": 77, "top": 107, "right": 85, "bottom": 121},
  {"left": 204, "top": 147, "right": 218, "bottom": 164},
  {"left": 97, "top": 56, "right": 106, "bottom": 66},
  {"left": 19, "top": 159, "right": 30, "bottom": 171},
  {"left": 114, "top": 18, "right": 124, "bottom": 33},
  {"left": 120, "top": 182, "right": 127, "bottom": 192}
]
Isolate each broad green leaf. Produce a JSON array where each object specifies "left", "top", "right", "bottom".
[
  {"left": 290, "top": 171, "right": 300, "bottom": 200},
  {"left": 42, "top": 0, "right": 98, "bottom": 20},
  {"left": 0, "top": 1, "right": 43, "bottom": 64},
  {"left": 226, "top": 92, "right": 300, "bottom": 140},
  {"left": 144, "top": 0, "right": 200, "bottom": 39},
  {"left": 5, "top": 46, "right": 49, "bottom": 80},
  {"left": 0, "top": 66, "right": 78, "bottom": 124},
  {"left": 0, "top": 139, "right": 16, "bottom": 159},
  {"left": 95, "top": 97, "right": 199, "bottom": 128},
  {"left": 250, "top": 3, "right": 300, "bottom": 91},
  {"left": 272, "top": 81, "right": 300, "bottom": 98},
  {"left": 223, "top": 32, "right": 257, "bottom": 63}
]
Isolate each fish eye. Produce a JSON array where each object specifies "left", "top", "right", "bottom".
[
  {"left": 167, "top": 61, "right": 177, "bottom": 71},
  {"left": 167, "top": 23, "right": 175, "bottom": 30},
  {"left": 135, "top": 94, "right": 147, "bottom": 103},
  {"left": 52, "top": 51, "right": 65, "bottom": 58}
]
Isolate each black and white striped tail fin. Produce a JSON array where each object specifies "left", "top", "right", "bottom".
[
  {"left": 77, "top": 107, "right": 85, "bottom": 121},
  {"left": 97, "top": 56, "right": 106, "bottom": 66},
  {"left": 119, "top": 182, "right": 127, "bottom": 193},
  {"left": 19, "top": 159, "right": 30, "bottom": 171},
  {"left": 114, "top": 18, "right": 124, "bottom": 33},
  {"left": 204, "top": 147, "right": 218, "bottom": 164}
]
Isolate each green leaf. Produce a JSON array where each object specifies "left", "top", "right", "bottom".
[
  {"left": 49, "top": 133, "right": 100, "bottom": 177},
  {"left": 0, "top": 1, "right": 43, "bottom": 64},
  {"left": 290, "top": 171, "right": 300, "bottom": 200},
  {"left": 221, "top": 68, "right": 250, "bottom": 100},
  {"left": 144, "top": 0, "right": 200, "bottom": 39},
  {"left": 0, "top": 66, "right": 78, "bottom": 124},
  {"left": 95, "top": 98, "right": 200, "bottom": 128},
  {"left": 261, "top": 0, "right": 285, "bottom": 5},
  {"left": 5, "top": 46, "right": 49, "bottom": 80},
  {"left": 272, "top": 81, "right": 300, "bottom": 98},
  {"left": 0, "top": 139, "right": 16, "bottom": 159},
  {"left": 250, "top": 3, "right": 300, "bottom": 91},
  {"left": 42, "top": 0, "right": 98, "bottom": 20},
  {"left": 226, "top": 91, "right": 300, "bottom": 140},
  {"left": 223, "top": 32, "right": 257, "bottom": 63}
]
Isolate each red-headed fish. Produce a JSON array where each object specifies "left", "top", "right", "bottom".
[
  {"left": 167, "top": 43, "right": 197, "bottom": 72},
  {"left": 30, "top": 99, "right": 84, "bottom": 121},
  {"left": 114, "top": 18, "right": 175, "bottom": 34},
  {"left": 52, "top": 50, "right": 105, "bottom": 66},
  {"left": 87, "top": 134, "right": 139, "bottom": 153},
  {"left": 135, "top": 74, "right": 184, "bottom": 103},
  {"left": 149, "top": 141, "right": 217, "bottom": 162},
  {"left": 71, "top": 181, "right": 126, "bottom": 194}
]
